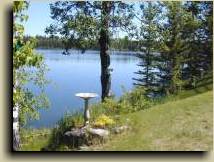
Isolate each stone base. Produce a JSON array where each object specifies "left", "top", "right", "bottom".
[
  {"left": 64, "top": 128, "right": 87, "bottom": 148},
  {"left": 63, "top": 125, "right": 129, "bottom": 149},
  {"left": 64, "top": 127, "right": 109, "bottom": 148}
]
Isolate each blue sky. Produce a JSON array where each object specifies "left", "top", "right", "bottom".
[
  {"left": 24, "top": 2, "right": 53, "bottom": 36},
  {"left": 23, "top": 1, "right": 140, "bottom": 37}
]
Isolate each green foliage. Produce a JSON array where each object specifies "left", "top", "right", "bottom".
[
  {"left": 133, "top": 1, "right": 212, "bottom": 96},
  {"left": 13, "top": 1, "right": 28, "bottom": 13},
  {"left": 58, "top": 112, "right": 85, "bottom": 129},
  {"left": 157, "top": 1, "right": 213, "bottom": 94},
  {"left": 90, "top": 98, "right": 127, "bottom": 118},
  {"left": 90, "top": 87, "right": 152, "bottom": 118},
  {"left": 97, "top": 98, "right": 121, "bottom": 115},
  {"left": 47, "top": 112, "right": 84, "bottom": 149},
  {"left": 120, "top": 87, "right": 153, "bottom": 111},
  {"left": 20, "top": 128, "right": 51, "bottom": 151},
  {"left": 53, "top": 112, "right": 84, "bottom": 139},
  {"left": 133, "top": 2, "right": 162, "bottom": 96},
  {"left": 182, "top": 1, "right": 213, "bottom": 87},
  {"left": 46, "top": 1, "right": 135, "bottom": 52},
  {"left": 13, "top": 1, "right": 49, "bottom": 126},
  {"left": 25, "top": 35, "right": 139, "bottom": 51},
  {"left": 159, "top": 2, "right": 187, "bottom": 94}
]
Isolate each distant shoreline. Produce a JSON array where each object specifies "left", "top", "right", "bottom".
[{"left": 36, "top": 48, "right": 143, "bottom": 56}]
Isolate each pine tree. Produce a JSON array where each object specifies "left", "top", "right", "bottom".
[
  {"left": 182, "top": 1, "right": 202, "bottom": 88},
  {"left": 198, "top": 1, "right": 213, "bottom": 74},
  {"left": 133, "top": 2, "right": 161, "bottom": 96},
  {"left": 182, "top": 1, "right": 213, "bottom": 88},
  {"left": 158, "top": 2, "right": 188, "bottom": 94}
]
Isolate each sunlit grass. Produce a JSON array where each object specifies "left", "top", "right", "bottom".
[
  {"left": 98, "top": 91, "right": 213, "bottom": 151},
  {"left": 20, "top": 129, "right": 51, "bottom": 151}
]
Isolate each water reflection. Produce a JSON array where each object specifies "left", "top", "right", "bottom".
[{"left": 37, "top": 49, "right": 139, "bottom": 63}]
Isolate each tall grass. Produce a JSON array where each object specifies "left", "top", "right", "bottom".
[{"left": 44, "top": 111, "right": 84, "bottom": 150}]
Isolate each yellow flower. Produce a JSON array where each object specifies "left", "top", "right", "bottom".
[{"left": 94, "top": 114, "right": 115, "bottom": 128}]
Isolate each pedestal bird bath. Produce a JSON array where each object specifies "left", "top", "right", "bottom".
[{"left": 75, "top": 93, "right": 98, "bottom": 126}]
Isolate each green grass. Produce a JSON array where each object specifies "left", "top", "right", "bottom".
[
  {"left": 20, "top": 129, "right": 51, "bottom": 151},
  {"left": 96, "top": 91, "right": 213, "bottom": 151}
]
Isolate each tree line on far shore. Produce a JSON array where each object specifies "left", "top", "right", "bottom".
[{"left": 24, "top": 35, "right": 139, "bottom": 51}]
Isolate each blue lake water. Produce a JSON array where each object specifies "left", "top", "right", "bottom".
[{"left": 27, "top": 49, "right": 140, "bottom": 128}]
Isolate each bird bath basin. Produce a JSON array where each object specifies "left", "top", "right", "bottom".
[
  {"left": 75, "top": 93, "right": 98, "bottom": 100},
  {"left": 75, "top": 93, "right": 98, "bottom": 126}
]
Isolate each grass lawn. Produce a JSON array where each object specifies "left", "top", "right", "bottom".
[
  {"left": 96, "top": 91, "right": 213, "bottom": 151},
  {"left": 20, "top": 129, "right": 51, "bottom": 151}
]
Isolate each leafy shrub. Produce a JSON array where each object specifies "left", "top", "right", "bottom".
[
  {"left": 120, "top": 87, "right": 152, "bottom": 112},
  {"left": 90, "top": 98, "right": 133, "bottom": 117},
  {"left": 90, "top": 103, "right": 106, "bottom": 122},
  {"left": 58, "top": 112, "right": 84, "bottom": 130},
  {"left": 101, "top": 98, "right": 121, "bottom": 114},
  {"left": 47, "top": 111, "right": 84, "bottom": 150},
  {"left": 90, "top": 87, "right": 153, "bottom": 118}
]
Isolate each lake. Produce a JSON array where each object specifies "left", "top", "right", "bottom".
[{"left": 27, "top": 49, "right": 140, "bottom": 128}]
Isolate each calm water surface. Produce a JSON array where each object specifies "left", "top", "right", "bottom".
[{"left": 27, "top": 49, "right": 139, "bottom": 128}]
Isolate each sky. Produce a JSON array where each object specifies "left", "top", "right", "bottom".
[
  {"left": 24, "top": 2, "right": 53, "bottom": 36},
  {"left": 23, "top": 1, "right": 140, "bottom": 37}
]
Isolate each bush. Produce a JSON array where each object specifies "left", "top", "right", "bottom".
[
  {"left": 57, "top": 111, "right": 84, "bottom": 130},
  {"left": 47, "top": 111, "right": 84, "bottom": 150},
  {"left": 90, "top": 87, "right": 153, "bottom": 118},
  {"left": 120, "top": 87, "right": 153, "bottom": 112},
  {"left": 100, "top": 98, "right": 121, "bottom": 114}
]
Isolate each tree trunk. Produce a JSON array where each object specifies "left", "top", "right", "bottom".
[
  {"left": 99, "top": 2, "right": 112, "bottom": 101},
  {"left": 13, "top": 80, "right": 20, "bottom": 151}
]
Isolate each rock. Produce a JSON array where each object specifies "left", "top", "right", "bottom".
[
  {"left": 64, "top": 128, "right": 87, "bottom": 147},
  {"left": 64, "top": 127, "right": 110, "bottom": 147},
  {"left": 64, "top": 128, "right": 86, "bottom": 137},
  {"left": 112, "top": 125, "right": 129, "bottom": 134},
  {"left": 78, "top": 145, "right": 90, "bottom": 151},
  {"left": 88, "top": 128, "right": 109, "bottom": 139},
  {"left": 87, "top": 128, "right": 110, "bottom": 144}
]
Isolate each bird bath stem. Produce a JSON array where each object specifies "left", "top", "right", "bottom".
[
  {"left": 84, "top": 99, "right": 89, "bottom": 125},
  {"left": 75, "top": 93, "right": 98, "bottom": 126}
]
